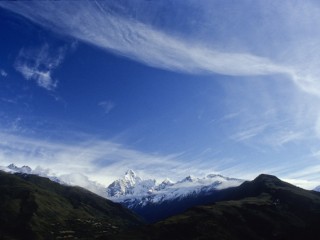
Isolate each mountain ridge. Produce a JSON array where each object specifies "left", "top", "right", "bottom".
[
  {"left": 106, "top": 170, "right": 244, "bottom": 222},
  {"left": 2, "top": 168, "right": 320, "bottom": 239},
  {"left": 0, "top": 170, "right": 143, "bottom": 239},
  {"left": 114, "top": 173, "right": 320, "bottom": 239},
  {"left": 106, "top": 169, "right": 244, "bottom": 202},
  {"left": 2, "top": 163, "right": 244, "bottom": 204}
]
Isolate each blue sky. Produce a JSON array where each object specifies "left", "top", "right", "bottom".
[{"left": 1, "top": 0, "right": 320, "bottom": 188}]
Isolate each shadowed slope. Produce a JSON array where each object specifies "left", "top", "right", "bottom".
[
  {"left": 115, "top": 174, "right": 320, "bottom": 240},
  {"left": 0, "top": 171, "right": 143, "bottom": 239}
]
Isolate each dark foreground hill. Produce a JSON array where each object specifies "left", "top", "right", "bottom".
[
  {"left": 114, "top": 174, "right": 320, "bottom": 240},
  {"left": 2, "top": 171, "right": 320, "bottom": 240},
  {"left": 0, "top": 171, "right": 142, "bottom": 239}
]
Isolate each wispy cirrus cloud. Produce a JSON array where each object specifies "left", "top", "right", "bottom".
[
  {"left": 231, "top": 125, "right": 267, "bottom": 142},
  {"left": 14, "top": 44, "right": 66, "bottom": 90},
  {"left": 0, "top": 129, "right": 319, "bottom": 189},
  {"left": 231, "top": 120, "right": 306, "bottom": 147},
  {"left": 98, "top": 101, "right": 115, "bottom": 114},
  {"left": 266, "top": 130, "right": 306, "bottom": 148},
  {"left": 2, "top": 1, "right": 320, "bottom": 96},
  {"left": 0, "top": 131, "right": 188, "bottom": 184},
  {"left": 2, "top": 1, "right": 320, "bottom": 190}
]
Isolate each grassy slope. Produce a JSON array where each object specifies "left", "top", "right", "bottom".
[{"left": 0, "top": 171, "right": 143, "bottom": 240}]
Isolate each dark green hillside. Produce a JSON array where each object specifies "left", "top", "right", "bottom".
[
  {"left": 2, "top": 171, "right": 320, "bottom": 240},
  {"left": 115, "top": 174, "right": 320, "bottom": 240},
  {"left": 0, "top": 171, "right": 142, "bottom": 240}
]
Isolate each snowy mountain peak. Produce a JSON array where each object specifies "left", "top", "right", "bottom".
[
  {"left": 106, "top": 170, "right": 156, "bottom": 198},
  {"left": 155, "top": 178, "right": 174, "bottom": 191},
  {"left": 124, "top": 169, "right": 141, "bottom": 183},
  {"left": 7, "top": 163, "right": 17, "bottom": 169},
  {"left": 1, "top": 164, "right": 244, "bottom": 207},
  {"left": 125, "top": 169, "right": 136, "bottom": 177},
  {"left": 179, "top": 175, "right": 197, "bottom": 183},
  {"left": 21, "top": 166, "right": 32, "bottom": 173},
  {"left": 162, "top": 178, "right": 174, "bottom": 184},
  {"left": 107, "top": 171, "right": 244, "bottom": 209},
  {"left": 206, "top": 173, "right": 223, "bottom": 179},
  {"left": 7, "top": 163, "right": 19, "bottom": 171},
  {"left": 7, "top": 163, "right": 32, "bottom": 174},
  {"left": 314, "top": 186, "right": 320, "bottom": 192}
]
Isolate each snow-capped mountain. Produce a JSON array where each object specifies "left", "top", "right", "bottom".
[
  {"left": 1, "top": 163, "right": 244, "bottom": 213},
  {"left": 106, "top": 170, "right": 244, "bottom": 208},
  {"left": 314, "top": 186, "right": 320, "bottom": 192},
  {"left": 1, "top": 163, "right": 106, "bottom": 197},
  {"left": 7, "top": 163, "right": 32, "bottom": 174},
  {"left": 105, "top": 170, "right": 244, "bottom": 222},
  {"left": 3, "top": 163, "right": 64, "bottom": 184},
  {"left": 106, "top": 169, "right": 156, "bottom": 197},
  {"left": 155, "top": 178, "right": 174, "bottom": 191}
]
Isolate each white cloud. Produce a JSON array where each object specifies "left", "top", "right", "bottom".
[
  {"left": 2, "top": 0, "right": 320, "bottom": 190},
  {"left": 231, "top": 124, "right": 267, "bottom": 142},
  {"left": 0, "top": 130, "right": 319, "bottom": 189},
  {"left": 15, "top": 64, "right": 56, "bottom": 90},
  {"left": 14, "top": 44, "right": 65, "bottom": 90},
  {"left": 0, "top": 132, "right": 188, "bottom": 185},
  {"left": 265, "top": 130, "right": 305, "bottom": 147},
  {"left": 2, "top": 1, "right": 320, "bottom": 96},
  {"left": 0, "top": 69, "right": 7, "bottom": 77},
  {"left": 0, "top": 130, "right": 262, "bottom": 186},
  {"left": 98, "top": 101, "right": 115, "bottom": 114},
  {"left": 281, "top": 178, "right": 319, "bottom": 190}
]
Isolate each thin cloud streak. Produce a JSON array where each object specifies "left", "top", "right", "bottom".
[
  {"left": 0, "top": 131, "right": 319, "bottom": 189},
  {"left": 2, "top": 1, "right": 320, "bottom": 190},
  {"left": 1, "top": 1, "right": 318, "bottom": 95},
  {"left": 266, "top": 131, "right": 305, "bottom": 148},
  {"left": 231, "top": 125, "right": 267, "bottom": 142},
  {"left": 0, "top": 132, "right": 186, "bottom": 184}
]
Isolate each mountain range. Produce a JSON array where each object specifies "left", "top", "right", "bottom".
[
  {"left": 3, "top": 163, "right": 320, "bottom": 223},
  {"left": 2, "top": 164, "right": 107, "bottom": 197},
  {"left": 2, "top": 164, "right": 245, "bottom": 221},
  {"left": 2, "top": 169, "right": 320, "bottom": 239},
  {"left": 0, "top": 170, "right": 142, "bottom": 239},
  {"left": 106, "top": 169, "right": 244, "bottom": 222},
  {"left": 106, "top": 169, "right": 244, "bottom": 202},
  {"left": 115, "top": 174, "right": 320, "bottom": 240},
  {"left": 2, "top": 164, "right": 244, "bottom": 202}
]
